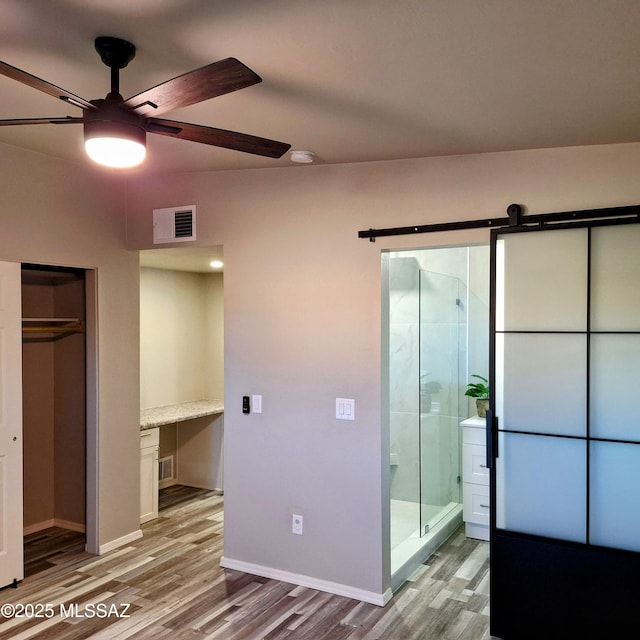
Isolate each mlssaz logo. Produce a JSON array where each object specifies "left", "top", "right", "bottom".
[{"left": 59, "top": 603, "right": 131, "bottom": 619}]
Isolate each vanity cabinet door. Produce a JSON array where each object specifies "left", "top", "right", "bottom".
[
  {"left": 461, "top": 418, "right": 489, "bottom": 540},
  {"left": 140, "top": 428, "right": 159, "bottom": 523}
]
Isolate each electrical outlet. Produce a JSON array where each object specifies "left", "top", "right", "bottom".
[{"left": 292, "top": 513, "right": 303, "bottom": 535}]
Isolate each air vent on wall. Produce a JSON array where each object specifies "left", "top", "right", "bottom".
[
  {"left": 153, "top": 205, "right": 196, "bottom": 244},
  {"left": 159, "top": 455, "right": 174, "bottom": 487}
]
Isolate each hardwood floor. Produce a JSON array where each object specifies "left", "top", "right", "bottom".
[
  {"left": 1, "top": 487, "right": 491, "bottom": 639},
  {"left": 23, "top": 528, "right": 86, "bottom": 580}
]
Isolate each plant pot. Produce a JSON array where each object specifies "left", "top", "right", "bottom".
[{"left": 476, "top": 398, "right": 489, "bottom": 418}]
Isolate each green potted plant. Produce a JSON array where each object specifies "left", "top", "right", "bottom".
[
  {"left": 465, "top": 374, "right": 489, "bottom": 417},
  {"left": 420, "top": 373, "right": 442, "bottom": 413}
]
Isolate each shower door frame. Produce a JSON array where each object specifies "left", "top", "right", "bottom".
[
  {"left": 387, "top": 249, "right": 475, "bottom": 585},
  {"left": 417, "top": 268, "right": 464, "bottom": 537},
  {"left": 488, "top": 218, "right": 640, "bottom": 639}
]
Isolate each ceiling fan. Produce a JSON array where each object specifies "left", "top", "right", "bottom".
[{"left": 0, "top": 36, "right": 291, "bottom": 168}]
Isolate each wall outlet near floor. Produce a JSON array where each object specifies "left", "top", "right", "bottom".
[{"left": 292, "top": 513, "right": 304, "bottom": 535}]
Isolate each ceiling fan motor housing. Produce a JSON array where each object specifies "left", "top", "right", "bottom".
[
  {"left": 83, "top": 100, "right": 147, "bottom": 147},
  {"left": 95, "top": 36, "right": 136, "bottom": 70}
]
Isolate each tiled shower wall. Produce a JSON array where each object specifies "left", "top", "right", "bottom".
[{"left": 389, "top": 247, "right": 489, "bottom": 506}]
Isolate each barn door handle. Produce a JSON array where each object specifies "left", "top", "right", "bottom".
[{"left": 485, "top": 409, "right": 493, "bottom": 469}]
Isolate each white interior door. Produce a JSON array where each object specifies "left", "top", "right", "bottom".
[{"left": 0, "top": 260, "right": 24, "bottom": 588}]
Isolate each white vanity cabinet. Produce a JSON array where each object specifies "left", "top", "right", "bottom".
[
  {"left": 461, "top": 416, "right": 490, "bottom": 541},
  {"left": 140, "top": 427, "right": 159, "bottom": 524}
]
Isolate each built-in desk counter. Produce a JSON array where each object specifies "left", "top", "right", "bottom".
[
  {"left": 139, "top": 400, "right": 225, "bottom": 523},
  {"left": 140, "top": 399, "right": 224, "bottom": 430}
]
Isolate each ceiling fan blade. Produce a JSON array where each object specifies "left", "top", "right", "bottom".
[
  {"left": 124, "top": 58, "right": 262, "bottom": 117},
  {"left": 0, "top": 116, "right": 84, "bottom": 126},
  {"left": 147, "top": 118, "right": 291, "bottom": 158},
  {"left": 0, "top": 60, "right": 94, "bottom": 110}
]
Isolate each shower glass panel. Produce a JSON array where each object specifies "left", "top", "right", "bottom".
[
  {"left": 387, "top": 246, "right": 487, "bottom": 586},
  {"left": 419, "top": 270, "right": 464, "bottom": 535}
]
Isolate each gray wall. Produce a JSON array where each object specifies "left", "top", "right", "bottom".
[
  {"left": 0, "top": 143, "right": 140, "bottom": 550},
  {"left": 125, "top": 143, "right": 640, "bottom": 600},
  {"left": 6, "top": 133, "right": 640, "bottom": 597}
]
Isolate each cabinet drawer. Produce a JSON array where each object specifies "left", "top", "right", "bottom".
[
  {"left": 462, "top": 424, "right": 486, "bottom": 445},
  {"left": 463, "top": 443, "right": 489, "bottom": 485},
  {"left": 463, "top": 483, "right": 490, "bottom": 526},
  {"left": 140, "top": 427, "right": 159, "bottom": 448}
]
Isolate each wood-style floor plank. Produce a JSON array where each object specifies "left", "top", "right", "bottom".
[{"left": 1, "top": 487, "right": 492, "bottom": 639}]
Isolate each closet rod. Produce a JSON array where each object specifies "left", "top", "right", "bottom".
[
  {"left": 21, "top": 318, "right": 84, "bottom": 334},
  {"left": 22, "top": 325, "right": 84, "bottom": 334}
]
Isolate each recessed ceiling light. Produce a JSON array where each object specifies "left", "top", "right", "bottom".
[
  {"left": 210, "top": 260, "right": 224, "bottom": 269},
  {"left": 290, "top": 150, "right": 315, "bottom": 164}
]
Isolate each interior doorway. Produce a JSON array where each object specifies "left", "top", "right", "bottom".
[
  {"left": 20, "top": 263, "right": 99, "bottom": 576},
  {"left": 22, "top": 264, "right": 86, "bottom": 541},
  {"left": 138, "top": 246, "right": 225, "bottom": 516},
  {"left": 0, "top": 259, "right": 99, "bottom": 588},
  {"left": 384, "top": 244, "right": 489, "bottom": 591}
]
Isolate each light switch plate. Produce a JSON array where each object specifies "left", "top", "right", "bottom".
[
  {"left": 252, "top": 395, "right": 262, "bottom": 414},
  {"left": 336, "top": 398, "right": 355, "bottom": 420}
]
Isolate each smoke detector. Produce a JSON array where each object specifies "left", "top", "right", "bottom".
[{"left": 290, "top": 150, "right": 315, "bottom": 164}]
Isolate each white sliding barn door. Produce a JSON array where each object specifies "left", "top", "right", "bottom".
[
  {"left": 489, "top": 221, "right": 640, "bottom": 639},
  {"left": 0, "top": 261, "right": 23, "bottom": 588}
]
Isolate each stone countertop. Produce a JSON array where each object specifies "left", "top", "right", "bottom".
[
  {"left": 140, "top": 399, "right": 224, "bottom": 430},
  {"left": 460, "top": 415, "right": 486, "bottom": 428}
]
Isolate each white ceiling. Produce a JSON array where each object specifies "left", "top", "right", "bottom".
[
  {"left": 1, "top": 0, "right": 639, "bottom": 176},
  {"left": 139, "top": 246, "right": 223, "bottom": 273}
]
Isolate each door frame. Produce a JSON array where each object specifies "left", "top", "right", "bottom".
[
  {"left": 384, "top": 244, "right": 488, "bottom": 590},
  {"left": 85, "top": 269, "right": 99, "bottom": 554},
  {"left": 3, "top": 259, "right": 100, "bottom": 579},
  {"left": 0, "top": 261, "right": 24, "bottom": 588}
]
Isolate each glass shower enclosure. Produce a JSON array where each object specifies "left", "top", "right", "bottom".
[
  {"left": 418, "top": 269, "right": 466, "bottom": 535},
  {"left": 388, "top": 251, "right": 469, "bottom": 584}
]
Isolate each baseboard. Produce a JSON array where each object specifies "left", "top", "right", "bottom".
[
  {"left": 190, "top": 484, "right": 224, "bottom": 492},
  {"left": 220, "top": 556, "right": 393, "bottom": 607},
  {"left": 465, "top": 522, "right": 490, "bottom": 541},
  {"left": 98, "top": 529, "right": 143, "bottom": 555},
  {"left": 54, "top": 518, "right": 86, "bottom": 533},
  {"left": 24, "top": 518, "right": 86, "bottom": 536},
  {"left": 176, "top": 480, "right": 224, "bottom": 492}
]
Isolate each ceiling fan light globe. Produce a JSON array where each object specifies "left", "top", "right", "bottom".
[
  {"left": 85, "top": 137, "right": 146, "bottom": 168},
  {"left": 84, "top": 117, "right": 146, "bottom": 168}
]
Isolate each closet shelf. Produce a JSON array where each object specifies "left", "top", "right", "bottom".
[{"left": 21, "top": 317, "right": 85, "bottom": 334}]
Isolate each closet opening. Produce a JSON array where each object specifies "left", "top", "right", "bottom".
[{"left": 21, "top": 263, "right": 88, "bottom": 577}]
